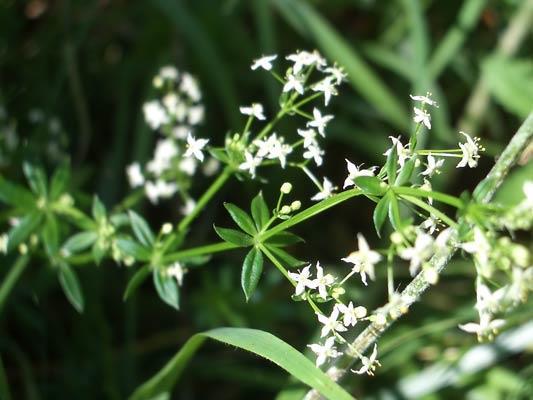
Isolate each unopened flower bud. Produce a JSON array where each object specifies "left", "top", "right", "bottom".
[
  {"left": 511, "top": 245, "right": 529, "bottom": 267},
  {"left": 161, "top": 223, "right": 173, "bottom": 235},
  {"left": 153, "top": 76, "right": 163, "bottom": 88},
  {"left": 124, "top": 256, "right": 135, "bottom": 267},
  {"left": 390, "top": 232, "right": 403, "bottom": 245},
  {"left": 280, "top": 205, "right": 292, "bottom": 215},
  {"left": 18, "top": 243, "right": 28, "bottom": 255},
  {"left": 290, "top": 200, "right": 301, "bottom": 211},
  {"left": 280, "top": 182, "right": 292, "bottom": 194}
]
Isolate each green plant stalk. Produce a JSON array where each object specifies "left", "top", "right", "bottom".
[
  {"left": 400, "top": 195, "right": 458, "bottom": 228},
  {"left": 177, "top": 166, "right": 233, "bottom": 233},
  {"left": 302, "top": 112, "right": 533, "bottom": 400},
  {"left": 0, "top": 255, "right": 30, "bottom": 315},
  {"left": 163, "top": 241, "right": 239, "bottom": 263},
  {"left": 393, "top": 186, "right": 462, "bottom": 208}
]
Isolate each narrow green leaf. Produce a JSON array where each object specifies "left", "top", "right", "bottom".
[
  {"left": 373, "top": 192, "right": 391, "bottom": 237},
  {"left": 7, "top": 212, "right": 42, "bottom": 251},
  {"left": 129, "top": 210, "right": 155, "bottom": 246},
  {"left": 62, "top": 231, "right": 98, "bottom": 254},
  {"left": 116, "top": 238, "right": 152, "bottom": 261},
  {"left": 224, "top": 203, "right": 257, "bottom": 235},
  {"left": 124, "top": 265, "right": 151, "bottom": 301},
  {"left": 265, "top": 245, "right": 305, "bottom": 268},
  {"left": 251, "top": 192, "right": 270, "bottom": 230},
  {"left": 22, "top": 163, "right": 47, "bottom": 197},
  {"left": 388, "top": 192, "right": 403, "bottom": 231},
  {"left": 395, "top": 157, "right": 417, "bottom": 186},
  {"left": 129, "top": 328, "right": 354, "bottom": 400},
  {"left": 58, "top": 263, "right": 84, "bottom": 313},
  {"left": 265, "top": 231, "right": 304, "bottom": 247},
  {"left": 354, "top": 176, "right": 387, "bottom": 196},
  {"left": 41, "top": 215, "right": 59, "bottom": 256},
  {"left": 208, "top": 147, "right": 230, "bottom": 164},
  {"left": 92, "top": 196, "right": 107, "bottom": 221},
  {"left": 273, "top": 0, "right": 409, "bottom": 130},
  {"left": 49, "top": 165, "right": 70, "bottom": 201},
  {"left": 386, "top": 143, "right": 398, "bottom": 185},
  {"left": 241, "top": 247, "right": 264, "bottom": 301},
  {"left": 213, "top": 226, "right": 253, "bottom": 247},
  {"left": 153, "top": 268, "right": 180, "bottom": 310},
  {"left": 0, "top": 178, "right": 35, "bottom": 208}
]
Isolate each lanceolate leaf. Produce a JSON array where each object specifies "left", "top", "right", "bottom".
[
  {"left": 251, "top": 192, "right": 270, "bottom": 230},
  {"left": 62, "top": 231, "right": 98, "bottom": 254},
  {"left": 373, "top": 192, "right": 391, "bottom": 237},
  {"left": 395, "top": 156, "right": 416, "bottom": 186},
  {"left": 42, "top": 215, "right": 60, "bottom": 256},
  {"left": 92, "top": 196, "right": 107, "bottom": 221},
  {"left": 129, "top": 211, "right": 155, "bottom": 247},
  {"left": 223, "top": 203, "right": 257, "bottom": 235},
  {"left": 0, "top": 178, "right": 35, "bottom": 209},
  {"left": 49, "top": 165, "right": 70, "bottom": 201},
  {"left": 354, "top": 176, "right": 387, "bottom": 196},
  {"left": 241, "top": 247, "right": 264, "bottom": 301},
  {"left": 386, "top": 143, "right": 398, "bottom": 184},
  {"left": 58, "top": 262, "right": 84, "bottom": 313},
  {"left": 22, "top": 163, "right": 47, "bottom": 197},
  {"left": 388, "top": 192, "right": 403, "bottom": 231},
  {"left": 123, "top": 265, "right": 151, "bottom": 301},
  {"left": 213, "top": 226, "right": 253, "bottom": 247},
  {"left": 128, "top": 328, "right": 354, "bottom": 400},
  {"left": 153, "top": 268, "right": 180, "bottom": 310},
  {"left": 116, "top": 238, "right": 152, "bottom": 261},
  {"left": 265, "top": 245, "right": 305, "bottom": 268},
  {"left": 265, "top": 231, "right": 305, "bottom": 247}
]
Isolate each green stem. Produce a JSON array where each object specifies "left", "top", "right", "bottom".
[
  {"left": 393, "top": 186, "right": 462, "bottom": 208},
  {"left": 177, "top": 166, "right": 233, "bottom": 232},
  {"left": 0, "top": 255, "right": 30, "bottom": 315},
  {"left": 400, "top": 195, "right": 458, "bottom": 228},
  {"left": 260, "top": 188, "right": 362, "bottom": 241},
  {"left": 163, "top": 241, "right": 239, "bottom": 263}
]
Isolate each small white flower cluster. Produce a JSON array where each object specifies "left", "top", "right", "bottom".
[
  {"left": 166, "top": 261, "right": 187, "bottom": 286},
  {"left": 127, "top": 66, "right": 216, "bottom": 209},
  {"left": 238, "top": 51, "right": 345, "bottom": 186}
]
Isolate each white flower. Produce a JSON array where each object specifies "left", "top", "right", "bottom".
[
  {"left": 179, "top": 157, "right": 198, "bottom": 176},
  {"left": 352, "top": 344, "right": 380, "bottom": 376},
  {"left": 266, "top": 138, "right": 292, "bottom": 168},
  {"left": 324, "top": 64, "right": 347, "bottom": 84},
  {"left": 251, "top": 54, "right": 277, "bottom": 71},
  {"left": 311, "top": 177, "right": 336, "bottom": 201},
  {"left": 343, "top": 159, "right": 377, "bottom": 189},
  {"left": 410, "top": 93, "right": 438, "bottom": 107},
  {"left": 421, "top": 155, "right": 444, "bottom": 177},
  {"left": 172, "top": 125, "right": 189, "bottom": 140},
  {"left": 188, "top": 105, "right": 204, "bottom": 125},
  {"left": 180, "top": 73, "right": 202, "bottom": 102},
  {"left": 420, "top": 178, "right": 433, "bottom": 205},
  {"left": 159, "top": 66, "right": 179, "bottom": 80},
  {"left": 476, "top": 283, "right": 506, "bottom": 314},
  {"left": 239, "top": 152, "right": 262, "bottom": 178},
  {"left": 307, "top": 108, "right": 333, "bottom": 137},
  {"left": 181, "top": 198, "right": 196, "bottom": 216},
  {"left": 126, "top": 162, "right": 145, "bottom": 188},
  {"left": 143, "top": 101, "right": 169, "bottom": 130},
  {"left": 167, "top": 262, "right": 186, "bottom": 286},
  {"left": 421, "top": 215, "right": 439, "bottom": 235},
  {"left": 0, "top": 234, "right": 8, "bottom": 254},
  {"left": 312, "top": 78, "right": 337, "bottom": 106},
  {"left": 315, "top": 262, "right": 335, "bottom": 299},
  {"left": 239, "top": 103, "right": 266, "bottom": 120},
  {"left": 283, "top": 73, "right": 305, "bottom": 95},
  {"left": 461, "top": 227, "right": 491, "bottom": 274},
  {"left": 457, "top": 131, "right": 482, "bottom": 168},
  {"left": 184, "top": 133, "right": 209, "bottom": 162},
  {"left": 297, "top": 128, "right": 318, "bottom": 148},
  {"left": 286, "top": 50, "right": 325, "bottom": 74},
  {"left": 144, "top": 180, "right": 178, "bottom": 204},
  {"left": 383, "top": 136, "right": 411, "bottom": 168},
  {"left": 459, "top": 313, "right": 505, "bottom": 339},
  {"left": 303, "top": 144, "right": 324, "bottom": 166},
  {"left": 317, "top": 308, "right": 347, "bottom": 337},
  {"left": 342, "top": 233, "right": 382, "bottom": 285},
  {"left": 413, "top": 107, "right": 431, "bottom": 129},
  {"left": 308, "top": 337, "right": 341, "bottom": 367},
  {"left": 254, "top": 134, "right": 280, "bottom": 158},
  {"left": 288, "top": 264, "right": 318, "bottom": 296},
  {"left": 399, "top": 231, "right": 435, "bottom": 276},
  {"left": 335, "top": 302, "right": 367, "bottom": 327}
]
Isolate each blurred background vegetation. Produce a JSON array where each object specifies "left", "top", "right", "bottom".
[{"left": 1, "top": 0, "right": 532, "bottom": 399}]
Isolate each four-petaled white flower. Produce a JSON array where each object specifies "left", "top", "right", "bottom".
[
  {"left": 399, "top": 231, "right": 435, "bottom": 276},
  {"left": 303, "top": 144, "right": 324, "bottom": 166},
  {"left": 297, "top": 128, "right": 318, "bottom": 148},
  {"left": 343, "top": 159, "right": 376, "bottom": 189},
  {"left": 283, "top": 73, "right": 304, "bottom": 95},
  {"left": 239, "top": 103, "right": 266, "bottom": 120},
  {"left": 167, "top": 262, "right": 186, "bottom": 286},
  {"left": 476, "top": 283, "right": 506, "bottom": 315},
  {"left": 251, "top": 54, "right": 277, "bottom": 71},
  {"left": 383, "top": 136, "right": 411, "bottom": 168},
  {"left": 311, "top": 177, "right": 336, "bottom": 201},
  {"left": 307, "top": 108, "right": 333, "bottom": 137},
  {"left": 286, "top": 50, "right": 325, "bottom": 74},
  {"left": 312, "top": 78, "right": 337, "bottom": 106},
  {"left": 457, "top": 131, "right": 481, "bottom": 168},
  {"left": 421, "top": 155, "right": 444, "bottom": 177},
  {"left": 325, "top": 64, "right": 347, "bottom": 84},
  {"left": 317, "top": 308, "right": 347, "bottom": 337},
  {"left": 239, "top": 152, "right": 262, "bottom": 178},
  {"left": 421, "top": 214, "right": 439, "bottom": 235},
  {"left": 184, "top": 133, "right": 209, "bottom": 162},
  {"left": 180, "top": 198, "right": 196, "bottom": 216},
  {"left": 314, "top": 262, "right": 336, "bottom": 299},
  {"left": 126, "top": 162, "right": 145, "bottom": 188},
  {"left": 335, "top": 302, "right": 367, "bottom": 327},
  {"left": 288, "top": 264, "right": 318, "bottom": 296},
  {"left": 342, "top": 233, "right": 382, "bottom": 285},
  {"left": 352, "top": 344, "right": 381, "bottom": 376},
  {"left": 413, "top": 107, "right": 431, "bottom": 129},
  {"left": 410, "top": 93, "right": 438, "bottom": 107},
  {"left": 459, "top": 313, "right": 505, "bottom": 339},
  {"left": 143, "top": 100, "right": 169, "bottom": 130},
  {"left": 307, "top": 337, "right": 341, "bottom": 367}
]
